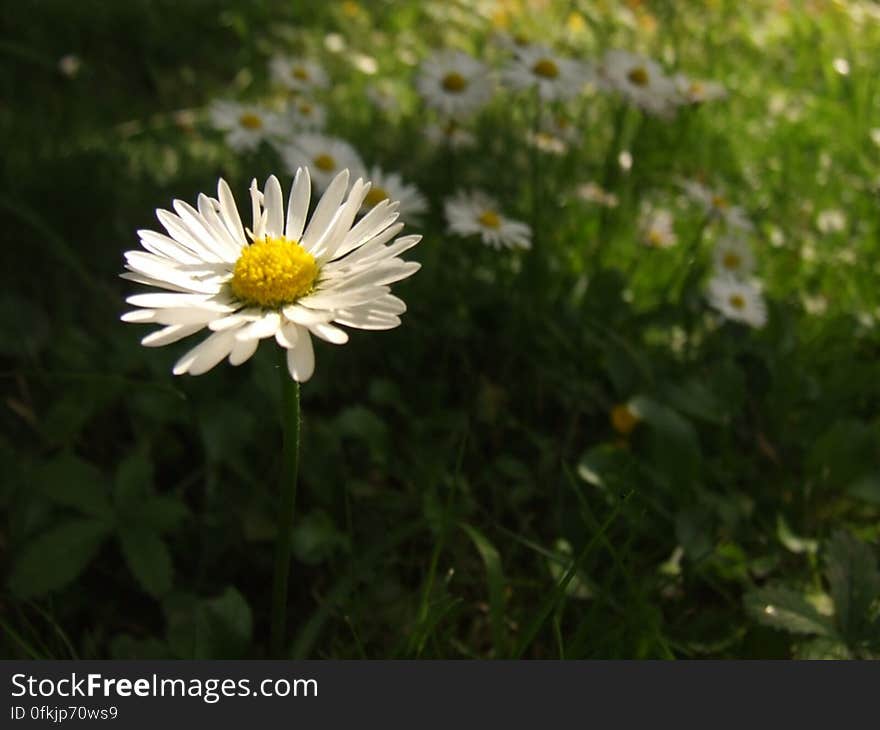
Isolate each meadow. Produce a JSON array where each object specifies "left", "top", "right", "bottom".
[{"left": 2, "top": 0, "right": 880, "bottom": 660}]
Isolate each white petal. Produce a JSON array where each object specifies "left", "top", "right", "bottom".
[
  {"left": 281, "top": 304, "right": 334, "bottom": 325},
  {"left": 285, "top": 167, "right": 311, "bottom": 241},
  {"left": 155, "top": 308, "right": 225, "bottom": 326},
  {"left": 235, "top": 311, "right": 282, "bottom": 341},
  {"left": 229, "top": 337, "right": 259, "bottom": 366},
  {"left": 217, "top": 178, "right": 247, "bottom": 244},
  {"left": 309, "top": 322, "right": 349, "bottom": 344},
  {"left": 275, "top": 321, "right": 299, "bottom": 348},
  {"left": 173, "top": 330, "right": 237, "bottom": 375},
  {"left": 208, "top": 309, "right": 262, "bottom": 331},
  {"left": 125, "top": 293, "right": 231, "bottom": 310},
  {"left": 264, "top": 175, "right": 285, "bottom": 238},
  {"left": 299, "top": 285, "right": 390, "bottom": 310},
  {"left": 141, "top": 323, "right": 204, "bottom": 347},
  {"left": 286, "top": 327, "right": 315, "bottom": 382},
  {"left": 301, "top": 169, "right": 350, "bottom": 251},
  {"left": 121, "top": 309, "right": 157, "bottom": 323}
]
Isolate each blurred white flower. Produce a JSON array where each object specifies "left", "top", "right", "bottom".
[
  {"left": 712, "top": 234, "right": 755, "bottom": 278},
  {"left": 283, "top": 97, "right": 327, "bottom": 132},
  {"left": 121, "top": 170, "right": 421, "bottom": 382},
  {"left": 601, "top": 50, "right": 677, "bottom": 117},
  {"left": 58, "top": 54, "right": 82, "bottom": 78},
  {"left": 707, "top": 276, "right": 766, "bottom": 328},
  {"left": 639, "top": 207, "right": 677, "bottom": 248},
  {"left": 279, "top": 134, "right": 365, "bottom": 191},
  {"left": 366, "top": 80, "right": 403, "bottom": 113},
  {"left": 575, "top": 182, "right": 618, "bottom": 208},
  {"left": 502, "top": 44, "right": 587, "bottom": 101},
  {"left": 682, "top": 180, "right": 753, "bottom": 231},
  {"left": 673, "top": 73, "right": 727, "bottom": 105},
  {"left": 209, "top": 101, "right": 286, "bottom": 152},
  {"left": 416, "top": 50, "right": 493, "bottom": 117},
  {"left": 269, "top": 56, "right": 329, "bottom": 93},
  {"left": 832, "top": 58, "right": 850, "bottom": 75},
  {"left": 362, "top": 166, "right": 428, "bottom": 221},
  {"left": 816, "top": 209, "right": 847, "bottom": 234},
  {"left": 445, "top": 191, "right": 531, "bottom": 250},
  {"left": 424, "top": 119, "right": 476, "bottom": 150}
]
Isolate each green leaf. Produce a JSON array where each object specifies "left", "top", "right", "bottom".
[
  {"left": 34, "top": 453, "right": 112, "bottom": 518},
  {"left": 461, "top": 523, "right": 507, "bottom": 656},
  {"left": 846, "top": 474, "right": 880, "bottom": 505},
  {"left": 8, "top": 518, "right": 111, "bottom": 598},
  {"left": 119, "top": 529, "right": 173, "bottom": 597},
  {"left": 166, "top": 588, "right": 253, "bottom": 659},
  {"left": 824, "top": 531, "right": 880, "bottom": 643},
  {"left": 292, "top": 510, "right": 350, "bottom": 565},
  {"left": 630, "top": 395, "right": 701, "bottom": 487},
  {"left": 138, "top": 495, "right": 188, "bottom": 533},
  {"left": 744, "top": 586, "right": 835, "bottom": 637},
  {"left": 114, "top": 451, "right": 154, "bottom": 506},
  {"left": 795, "top": 637, "right": 852, "bottom": 660},
  {"left": 776, "top": 515, "right": 818, "bottom": 555}
]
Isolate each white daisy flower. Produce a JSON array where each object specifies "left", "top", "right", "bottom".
[
  {"left": 284, "top": 97, "right": 327, "bottom": 132},
  {"left": 121, "top": 170, "right": 421, "bottom": 383},
  {"left": 362, "top": 166, "right": 428, "bottom": 221},
  {"left": 209, "top": 101, "right": 286, "bottom": 152},
  {"left": 575, "top": 182, "right": 619, "bottom": 208},
  {"left": 269, "top": 56, "right": 329, "bottom": 93},
  {"left": 279, "top": 134, "right": 366, "bottom": 192},
  {"left": 601, "top": 50, "right": 677, "bottom": 117},
  {"left": 444, "top": 191, "right": 531, "bottom": 250},
  {"left": 673, "top": 74, "right": 727, "bottom": 105},
  {"left": 816, "top": 209, "right": 847, "bottom": 234},
  {"left": 423, "top": 119, "right": 476, "bottom": 150},
  {"left": 707, "top": 276, "right": 767, "bottom": 328},
  {"left": 682, "top": 180, "right": 754, "bottom": 231},
  {"left": 366, "top": 80, "right": 403, "bottom": 114},
  {"left": 712, "top": 235, "right": 755, "bottom": 278},
  {"left": 416, "top": 50, "right": 493, "bottom": 118},
  {"left": 502, "top": 44, "right": 586, "bottom": 101},
  {"left": 639, "top": 207, "right": 677, "bottom": 248}
]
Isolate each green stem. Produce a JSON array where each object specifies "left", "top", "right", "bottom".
[{"left": 270, "top": 357, "right": 301, "bottom": 657}]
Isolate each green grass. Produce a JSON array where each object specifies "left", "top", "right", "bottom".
[{"left": 1, "top": 0, "right": 879, "bottom": 659}]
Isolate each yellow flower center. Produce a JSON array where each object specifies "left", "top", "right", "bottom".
[
  {"left": 689, "top": 82, "right": 705, "bottom": 97},
  {"left": 711, "top": 194, "right": 729, "bottom": 210},
  {"left": 293, "top": 66, "right": 310, "bottom": 81},
  {"left": 239, "top": 113, "right": 263, "bottom": 130},
  {"left": 729, "top": 294, "right": 746, "bottom": 310},
  {"left": 364, "top": 186, "right": 389, "bottom": 208},
  {"left": 610, "top": 404, "right": 639, "bottom": 436},
  {"left": 722, "top": 252, "right": 742, "bottom": 270},
  {"left": 442, "top": 72, "right": 468, "bottom": 93},
  {"left": 313, "top": 153, "right": 337, "bottom": 171},
  {"left": 478, "top": 210, "right": 502, "bottom": 229},
  {"left": 513, "top": 33, "right": 530, "bottom": 47},
  {"left": 299, "top": 102, "right": 313, "bottom": 115},
  {"left": 627, "top": 67, "right": 649, "bottom": 86},
  {"left": 533, "top": 58, "right": 560, "bottom": 79},
  {"left": 647, "top": 229, "right": 664, "bottom": 247},
  {"left": 230, "top": 236, "right": 318, "bottom": 308}
]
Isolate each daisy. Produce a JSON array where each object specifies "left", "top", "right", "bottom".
[
  {"left": 673, "top": 73, "right": 727, "bottom": 105},
  {"left": 575, "top": 182, "right": 619, "bottom": 208},
  {"left": 279, "top": 134, "right": 365, "bottom": 192},
  {"left": 269, "top": 56, "right": 329, "bottom": 94},
  {"left": 423, "top": 119, "right": 476, "bottom": 150},
  {"left": 121, "top": 170, "right": 421, "bottom": 382},
  {"left": 362, "top": 166, "right": 428, "bottom": 221},
  {"left": 706, "top": 276, "right": 767, "bottom": 328},
  {"left": 366, "top": 80, "right": 403, "bottom": 114},
  {"left": 601, "top": 50, "right": 677, "bottom": 117},
  {"left": 445, "top": 191, "right": 531, "bottom": 250},
  {"left": 682, "top": 180, "right": 753, "bottom": 231},
  {"left": 209, "top": 101, "right": 285, "bottom": 152},
  {"left": 640, "top": 207, "right": 677, "bottom": 248},
  {"left": 284, "top": 97, "right": 327, "bottom": 132},
  {"left": 503, "top": 44, "right": 586, "bottom": 101},
  {"left": 712, "top": 235, "right": 755, "bottom": 278},
  {"left": 416, "top": 50, "right": 493, "bottom": 117}
]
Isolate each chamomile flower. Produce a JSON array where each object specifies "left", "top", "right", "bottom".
[
  {"left": 416, "top": 50, "right": 493, "bottom": 117},
  {"left": 424, "top": 119, "right": 476, "bottom": 150},
  {"left": 121, "top": 170, "right": 421, "bottom": 383},
  {"left": 503, "top": 44, "right": 586, "bottom": 101},
  {"left": 284, "top": 97, "right": 327, "bottom": 131},
  {"left": 601, "top": 50, "right": 677, "bottom": 117},
  {"left": 269, "top": 56, "right": 329, "bottom": 94},
  {"left": 209, "top": 101, "right": 286, "bottom": 152},
  {"left": 362, "top": 166, "right": 428, "bottom": 221},
  {"left": 640, "top": 207, "right": 677, "bottom": 248},
  {"left": 682, "top": 181, "right": 754, "bottom": 231},
  {"left": 279, "top": 134, "right": 365, "bottom": 192},
  {"left": 707, "top": 276, "right": 767, "bottom": 328},
  {"left": 673, "top": 74, "right": 727, "bottom": 105},
  {"left": 445, "top": 191, "right": 531, "bottom": 250},
  {"left": 712, "top": 235, "right": 755, "bottom": 278}
]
